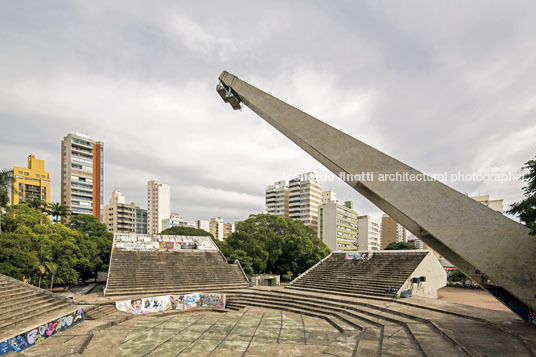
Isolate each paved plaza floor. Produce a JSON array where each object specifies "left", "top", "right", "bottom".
[{"left": 115, "top": 309, "right": 341, "bottom": 356}]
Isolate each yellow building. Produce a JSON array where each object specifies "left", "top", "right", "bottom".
[{"left": 11, "top": 155, "right": 51, "bottom": 206}]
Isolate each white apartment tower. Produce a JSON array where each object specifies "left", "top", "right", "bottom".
[
  {"left": 147, "top": 180, "right": 171, "bottom": 234},
  {"left": 265, "top": 180, "right": 289, "bottom": 217},
  {"left": 103, "top": 190, "right": 135, "bottom": 233},
  {"left": 357, "top": 215, "right": 382, "bottom": 250},
  {"left": 61, "top": 133, "right": 104, "bottom": 221},
  {"left": 288, "top": 172, "right": 323, "bottom": 230}
]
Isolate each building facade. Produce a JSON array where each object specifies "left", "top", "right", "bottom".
[
  {"left": 357, "top": 215, "right": 381, "bottom": 250},
  {"left": 147, "top": 180, "right": 170, "bottom": 234},
  {"left": 162, "top": 213, "right": 196, "bottom": 230},
  {"left": 134, "top": 204, "right": 148, "bottom": 234},
  {"left": 322, "top": 190, "right": 337, "bottom": 204},
  {"left": 381, "top": 215, "right": 407, "bottom": 249},
  {"left": 61, "top": 133, "right": 104, "bottom": 221},
  {"left": 11, "top": 155, "right": 50, "bottom": 206},
  {"left": 197, "top": 217, "right": 235, "bottom": 241},
  {"left": 288, "top": 172, "right": 323, "bottom": 230},
  {"left": 265, "top": 180, "right": 289, "bottom": 217},
  {"left": 318, "top": 201, "right": 358, "bottom": 251},
  {"left": 103, "top": 190, "right": 135, "bottom": 233},
  {"left": 471, "top": 194, "right": 504, "bottom": 213}
]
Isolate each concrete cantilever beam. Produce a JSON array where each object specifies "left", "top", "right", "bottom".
[{"left": 217, "top": 70, "right": 536, "bottom": 323}]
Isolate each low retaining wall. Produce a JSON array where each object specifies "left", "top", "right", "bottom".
[
  {"left": 0, "top": 308, "right": 84, "bottom": 355},
  {"left": 115, "top": 293, "right": 226, "bottom": 315}
]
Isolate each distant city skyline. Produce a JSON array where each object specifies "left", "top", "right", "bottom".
[{"left": 1, "top": 2, "right": 533, "bottom": 223}]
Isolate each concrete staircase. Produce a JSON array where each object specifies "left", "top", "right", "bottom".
[
  {"left": 226, "top": 289, "right": 535, "bottom": 357},
  {"left": 104, "top": 250, "right": 249, "bottom": 297},
  {"left": 289, "top": 251, "right": 428, "bottom": 297},
  {"left": 0, "top": 274, "right": 76, "bottom": 339}
]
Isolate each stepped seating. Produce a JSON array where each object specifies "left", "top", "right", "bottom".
[
  {"left": 289, "top": 251, "right": 428, "bottom": 297},
  {"left": 104, "top": 249, "right": 249, "bottom": 297},
  {"left": 226, "top": 289, "right": 534, "bottom": 356},
  {"left": 0, "top": 274, "right": 76, "bottom": 340}
]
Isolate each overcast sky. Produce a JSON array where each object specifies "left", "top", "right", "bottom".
[{"left": 1, "top": 1, "right": 535, "bottom": 224}]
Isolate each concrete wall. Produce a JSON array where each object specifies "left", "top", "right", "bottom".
[{"left": 398, "top": 250, "right": 447, "bottom": 298}]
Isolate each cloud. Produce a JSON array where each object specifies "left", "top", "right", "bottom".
[{"left": 1, "top": 0, "right": 535, "bottom": 224}]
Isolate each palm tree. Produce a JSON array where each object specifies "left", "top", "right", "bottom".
[
  {"left": 36, "top": 248, "right": 58, "bottom": 289},
  {"left": 0, "top": 169, "right": 15, "bottom": 233},
  {"left": 24, "top": 198, "right": 47, "bottom": 212},
  {"left": 47, "top": 202, "right": 71, "bottom": 223}
]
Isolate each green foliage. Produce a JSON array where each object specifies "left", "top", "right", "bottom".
[
  {"left": 1, "top": 204, "right": 50, "bottom": 232},
  {"left": 47, "top": 202, "right": 70, "bottom": 222},
  {"left": 218, "top": 214, "right": 330, "bottom": 277},
  {"left": 0, "top": 206, "right": 113, "bottom": 287},
  {"left": 68, "top": 215, "right": 113, "bottom": 274},
  {"left": 0, "top": 169, "right": 14, "bottom": 209},
  {"left": 385, "top": 241, "right": 417, "bottom": 250},
  {"left": 0, "top": 233, "right": 38, "bottom": 280},
  {"left": 24, "top": 198, "right": 47, "bottom": 212},
  {"left": 448, "top": 269, "right": 468, "bottom": 283},
  {"left": 508, "top": 157, "right": 536, "bottom": 235},
  {"left": 161, "top": 225, "right": 214, "bottom": 239}
]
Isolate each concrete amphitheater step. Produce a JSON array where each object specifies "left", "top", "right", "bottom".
[
  {"left": 289, "top": 283, "right": 398, "bottom": 298},
  {"left": 105, "top": 248, "right": 249, "bottom": 297},
  {"left": 228, "top": 295, "right": 385, "bottom": 356},
  {"left": 231, "top": 290, "right": 469, "bottom": 357},
  {"left": 273, "top": 288, "right": 534, "bottom": 357},
  {"left": 0, "top": 274, "right": 76, "bottom": 336}
]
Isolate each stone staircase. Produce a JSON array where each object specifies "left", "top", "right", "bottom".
[
  {"left": 104, "top": 250, "right": 249, "bottom": 297},
  {"left": 226, "top": 289, "right": 535, "bottom": 357},
  {"left": 289, "top": 251, "right": 428, "bottom": 297},
  {"left": 0, "top": 274, "right": 77, "bottom": 340}
]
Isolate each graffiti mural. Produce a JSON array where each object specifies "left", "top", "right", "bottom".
[
  {"left": 345, "top": 252, "right": 369, "bottom": 260},
  {"left": 159, "top": 241, "right": 174, "bottom": 249},
  {"left": 114, "top": 234, "right": 217, "bottom": 251},
  {"left": 198, "top": 293, "right": 225, "bottom": 308},
  {"left": 115, "top": 293, "right": 226, "bottom": 314},
  {"left": 487, "top": 286, "right": 536, "bottom": 325},
  {"left": 0, "top": 309, "right": 84, "bottom": 355}
]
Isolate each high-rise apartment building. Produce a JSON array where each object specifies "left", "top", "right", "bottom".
[
  {"left": 147, "top": 180, "right": 171, "bottom": 234},
  {"left": 407, "top": 232, "right": 426, "bottom": 249},
  {"left": 380, "top": 215, "right": 407, "bottom": 249},
  {"left": 318, "top": 200, "right": 358, "bottom": 251},
  {"left": 11, "top": 155, "right": 50, "bottom": 206},
  {"left": 288, "top": 172, "right": 323, "bottom": 230},
  {"left": 61, "top": 133, "right": 104, "bottom": 221},
  {"left": 162, "top": 213, "right": 196, "bottom": 230},
  {"left": 471, "top": 194, "right": 504, "bottom": 213},
  {"left": 322, "top": 190, "right": 337, "bottom": 204},
  {"left": 197, "top": 217, "right": 235, "bottom": 241},
  {"left": 265, "top": 180, "right": 289, "bottom": 216},
  {"left": 134, "top": 204, "right": 148, "bottom": 234},
  {"left": 103, "top": 190, "right": 135, "bottom": 233},
  {"left": 357, "top": 215, "right": 381, "bottom": 250},
  {"left": 265, "top": 173, "right": 323, "bottom": 230}
]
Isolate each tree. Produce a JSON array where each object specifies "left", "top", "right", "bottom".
[
  {"left": 1, "top": 204, "right": 49, "bottom": 232},
  {"left": 385, "top": 241, "right": 417, "bottom": 250},
  {"left": 161, "top": 226, "right": 214, "bottom": 238},
  {"left": 24, "top": 198, "right": 47, "bottom": 212},
  {"left": 0, "top": 169, "right": 16, "bottom": 233},
  {"left": 449, "top": 269, "right": 468, "bottom": 284},
  {"left": 47, "top": 202, "right": 70, "bottom": 223},
  {"left": 0, "top": 232, "right": 38, "bottom": 280},
  {"left": 68, "top": 215, "right": 113, "bottom": 276},
  {"left": 220, "top": 214, "right": 330, "bottom": 277},
  {"left": 508, "top": 156, "right": 536, "bottom": 235}
]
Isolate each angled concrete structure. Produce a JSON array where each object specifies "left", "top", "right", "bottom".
[{"left": 217, "top": 71, "right": 536, "bottom": 323}]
